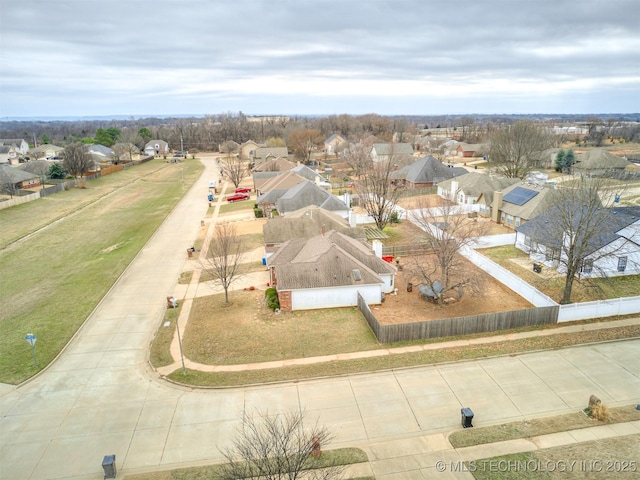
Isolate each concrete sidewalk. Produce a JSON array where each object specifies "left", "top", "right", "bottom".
[{"left": 157, "top": 316, "right": 639, "bottom": 376}]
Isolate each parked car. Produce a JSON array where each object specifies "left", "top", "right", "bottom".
[
  {"left": 226, "top": 193, "right": 250, "bottom": 202},
  {"left": 234, "top": 187, "right": 251, "bottom": 193}
]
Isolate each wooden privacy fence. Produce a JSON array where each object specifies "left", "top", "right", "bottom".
[
  {"left": 381, "top": 243, "right": 434, "bottom": 257},
  {"left": 357, "top": 293, "right": 559, "bottom": 344}
]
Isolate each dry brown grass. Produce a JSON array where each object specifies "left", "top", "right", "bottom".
[
  {"left": 588, "top": 403, "right": 610, "bottom": 422},
  {"left": 182, "top": 290, "right": 378, "bottom": 365}
]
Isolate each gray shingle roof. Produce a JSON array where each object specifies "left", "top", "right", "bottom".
[
  {"left": 517, "top": 205, "right": 640, "bottom": 255},
  {"left": 574, "top": 149, "right": 630, "bottom": 171},
  {"left": 391, "top": 156, "right": 467, "bottom": 183},
  {"left": 438, "top": 173, "right": 519, "bottom": 197},
  {"left": 269, "top": 230, "right": 395, "bottom": 289},
  {"left": 275, "top": 181, "right": 347, "bottom": 213},
  {"left": 499, "top": 184, "right": 554, "bottom": 220},
  {"left": 263, "top": 206, "right": 366, "bottom": 244},
  {"left": 0, "top": 165, "right": 38, "bottom": 184}
]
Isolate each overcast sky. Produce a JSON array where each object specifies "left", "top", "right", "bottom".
[{"left": 1, "top": 0, "right": 639, "bottom": 118}]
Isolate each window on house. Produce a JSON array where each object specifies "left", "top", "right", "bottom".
[
  {"left": 501, "top": 212, "right": 506, "bottom": 223},
  {"left": 545, "top": 248, "right": 559, "bottom": 262},
  {"left": 524, "top": 235, "right": 531, "bottom": 247},
  {"left": 515, "top": 217, "right": 521, "bottom": 227},
  {"left": 618, "top": 256, "right": 627, "bottom": 272},
  {"left": 582, "top": 259, "right": 593, "bottom": 274}
]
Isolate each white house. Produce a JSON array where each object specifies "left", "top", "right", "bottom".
[
  {"left": 515, "top": 206, "right": 640, "bottom": 278},
  {"left": 267, "top": 230, "right": 396, "bottom": 311},
  {"left": 0, "top": 139, "right": 29, "bottom": 155},
  {"left": 437, "top": 173, "right": 519, "bottom": 205},
  {"left": 144, "top": 140, "right": 169, "bottom": 156}
]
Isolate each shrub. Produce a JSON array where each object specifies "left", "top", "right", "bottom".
[
  {"left": 254, "top": 208, "right": 263, "bottom": 218},
  {"left": 265, "top": 288, "right": 280, "bottom": 311},
  {"left": 589, "top": 403, "right": 609, "bottom": 422},
  {"left": 390, "top": 211, "right": 401, "bottom": 224}
]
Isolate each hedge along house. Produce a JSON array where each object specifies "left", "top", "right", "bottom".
[{"left": 267, "top": 230, "right": 397, "bottom": 311}]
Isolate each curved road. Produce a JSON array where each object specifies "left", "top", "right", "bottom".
[{"left": 1, "top": 156, "right": 639, "bottom": 479}]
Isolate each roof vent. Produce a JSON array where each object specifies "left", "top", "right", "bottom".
[{"left": 352, "top": 269, "right": 362, "bottom": 281}]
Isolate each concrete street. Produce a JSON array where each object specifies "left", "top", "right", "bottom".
[{"left": 1, "top": 155, "right": 639, "bottom": 480}]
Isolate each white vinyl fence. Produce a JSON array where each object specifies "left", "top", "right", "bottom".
[{"left": 558, "top": 296, "right": 640, "bottom": 323}]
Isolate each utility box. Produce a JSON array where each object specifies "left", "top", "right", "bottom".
[
  {"left": 461, "top": 408, "right": 474, "bottom": 428},
  {"left": 102, "top": 454, "right": 116, "bottom": 479}
]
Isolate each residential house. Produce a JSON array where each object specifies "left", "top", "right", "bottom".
[
  {"left": 267, "top": 230, "right": 396, "bottom": 311},
  {"left": 263, "top": 205, "right": 366, "bottom": 256},
  {"left": 370, "top": 143, "right": 414, "bottom": 166},
  {"left": 86, "top": 144, "right": 114, "bottom": 164},
  {"left": 144, "top": 140, "right": 169, "bottom": 156},
  {"left": 18, "top": 159, "right": 53, "bottom": 179},
  {"left": 252, "top": 158, "right": 297, "bottom": 191},
  {"left": 257, "top": 180, "right": 349, "bottom": 218},
  {"left": 390, "top": 155, "right": 467, "bottom": 188},
  {"left": 437, "top": 173, "right": 519, "bottom": 205},
  {"left": 0, "top": 139, "right": 29, "bottom": 155},
  {"left": 112, "top": 143, "right": 141, "bottom": 162},
  {"left": 29, "top": 144, "right": 64, "bottom": 160},
  {"left": 479, "top": 183, "right": 554, "bottom": 229},
  {"left": 253, "top": 146, "right": 289, "bottom": 165},
  {"left": 256, "top": 171, "right": 307, "bottom": 197},
  {"left": 0, "top": 165, "right": 40, "bottom": 192},
  {"left": 515, "top": 206, "right": 640, "bottom": 278},
  {"left": 0, "top": 145, "right": 21, "bottom": 165},
  {"left": 535, "top": 148, "right": 562, "bottom": 170},
  {"left": 252, "top": 157, "right": 296, "bottom": 173},
  {"left": 572, "top": 149, "right": 630, "bottom": 177},
  {"left": 456, "top": 143, "right": 486, "bottom": 158},
  {"left": 253, "top": 162, "right": 326, "bottom": 193},
  {"left": 442, "top": 140, "right": 460, "bottom": 157},
  {"left": 324, "top": 134, "right": 347, "bottom": 155},
  {"left": 239, "top": 140, "right": 261, "bottom": 160}
]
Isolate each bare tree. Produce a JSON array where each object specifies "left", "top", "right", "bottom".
[
  {"left": 201, "top": 223, "right": 245, "bottom": 304},
  {"left": 488, "top": 120, "right": 552, "bottom": 179},
  {"left": 217, "top": 409, "right": 345, "bottom": 480},
  {"left": 288, "top": 128, "right": 323, "bottom": 164},
  {"left": 221, "top": 154, "right": 249, "bottom": 189},
  {"left": 343, "top": 141, "right": 402, "bottom": 230},
  {"left": 63, "top": 143, "right": 95, "bottom": 179},
  {"left": 523, "top": 176, "right": 632, "bottom": 304},
  {"left": 407, "top": 199, "right": 487, "bottom": 305}
]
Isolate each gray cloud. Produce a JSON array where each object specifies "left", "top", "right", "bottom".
[{"left": 1, "top": 0, "right": 638, "bottom": 117}]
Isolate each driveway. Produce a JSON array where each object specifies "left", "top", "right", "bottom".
[{"left": 1, "top": 155, "right": 639, "bottom": 479}]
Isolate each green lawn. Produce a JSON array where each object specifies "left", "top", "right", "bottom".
[{"left": 0, "top": 159, "right": 204, "bottom": 384}]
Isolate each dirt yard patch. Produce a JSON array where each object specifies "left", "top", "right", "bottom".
[{"left": 373, "top": 255, "right": 533, "bottom": 325}]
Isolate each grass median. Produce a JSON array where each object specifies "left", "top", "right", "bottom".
[{"left": 0, "top": 158, "right": 204, "bottom": 384}]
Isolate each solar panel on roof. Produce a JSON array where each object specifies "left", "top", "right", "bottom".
[{"left": 503, "top": 186, "right": 539, "bottom": 206}]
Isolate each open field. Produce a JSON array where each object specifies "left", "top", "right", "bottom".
[{"left": 0, "top": 158, "right": 204, "bottom": 384}]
